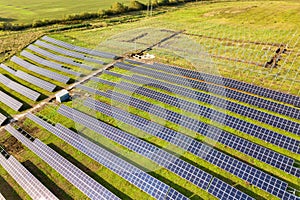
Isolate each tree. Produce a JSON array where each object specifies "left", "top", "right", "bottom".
[{"left": 110, "top": 2, "right": 128, "bottom": 14}]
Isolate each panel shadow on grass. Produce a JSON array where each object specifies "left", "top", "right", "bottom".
[
  {"left": 22, "top": 160, "right": 72, "bottom": 200},
  {"left": 0, "top": 175, "right": 22, "bottom": 200},
  {"left": 47, "top": 143, "right": 131, "bottom": 199},
  {"left": 0, "top": 17, "right": 16, "bottom": 22}
]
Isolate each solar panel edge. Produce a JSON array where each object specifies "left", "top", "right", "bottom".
[{"left": 151, "top": 61, "right": 300, "bottom": 107}]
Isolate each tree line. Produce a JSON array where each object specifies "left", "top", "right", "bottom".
[{"left": 0, "top": 0, "right": 200, "bottom": 31}]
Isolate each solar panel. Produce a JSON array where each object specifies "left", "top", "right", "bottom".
[
  {"left": 0, "top": 146, "right": 58, "bottom": 200},
  {"left": 146, "top": 61, "right": 300, "bottom": 107},
  {"left": 0, "top": 90, "right": 23, "bottom": 111},
  {"left": 27, "top": 113, "right": 189, "bottom": 200},
  {"left": 81, "top": 97, "right": 289, "bottom": 198},
  {"left": 104, "top": 70, "right": 300, "bottom": 136},
  {"left": 35, "top": 40, "right": 106, "bottom": 65},
  {"left": 208, "top": 178, "right": 254, "bottom": 200},
  {"left": 5, "top": 125, "right": 120, "bottom": 200},
  {"left": 11, "top": 56, "right": 70, "bottom": 84},
  {"left": 26, "top": 45, "right": 94, "bottom": 71},
  {"left": 42, "top": 36, "right": 117, "bottom": 59},
  {"left": 1, "top": 63, "right": 56, "bottom": 92},
  {"left": 0, "top": 73, "right": 40, "bottom": 101},
  {"left": 92, "top": 75, "right": 300, "bottom": 154},
  {"left": 81, "top": 92, "right": 297, "bottom": 177},
  {"left": 56, "top": 105, "right": 213, "bottom": 191},
  {"left": 116, "top": 62, "right": 300, "bottom": 120},
  {"left": 0, "top": 113, "right": 7, "bottom": 126},
  {"left": 281, "top": 192, "right": 300, "bottom": 200},
  {"left": 21, "top": 51, "right": 81, "bottom": 77}
]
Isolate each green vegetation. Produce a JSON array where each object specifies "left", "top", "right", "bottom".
[{"left": 0, "top": 0, "right": 299, "bottom": 200}]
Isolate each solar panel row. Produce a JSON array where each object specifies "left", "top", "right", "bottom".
[
  {"left": 0, "top": 90, "right": 23, "bottom": 111},
  {"left": 1, "top": 63, "right": 56, "bottom": 92},
  {"left": 35, "top": 40, "right": 106, "bottom": 65},
  {"left": 116, "top": 62, "right": 300, "bottom": 120},
  {"left": 11, "top": 56, "right": 70, "bottom": 84},
  {"left": 57, "top": 105, "right": 213, "bottom": 191},
  {"left": 82, "top": 97, "right": 289, "bottom": 198},
  {"left": 27, "top": 45, "right": 94, "bottom": 71},
  {"left": 21, "top": 51, "right": 81, "bottom": 77},
  {"left": 105, "top": 70, "right": 300, "bottom": 136},
  {"left": 42, "top": 36, "right": 117, "bottom": 59},
  {"left": 0, "top": 146, "right": 58, "bottom": 200},
  {"left": 208, "top": 178, "right": 254, "bottom": 200},
  {"left": 149, "top": 61, "right": 300, "bottom": 107},
  {"left": 5, "top": 124, "right": 120, "bottom": 200},
  {"left": 80, "top": 90, "right": 298, "bottom": 177},
  {"left": 83, "top": 80, "right": 298, "bottom": 172},
  {"left": 0, "top": 73, "right": 40, "bottom": 101},
  {"left": 0, "top": 113, "right": 7, "bottom": 126},
  {"left": 92, "top": 74, "right": 300, "bottom": 154},
  {"left": 27, "top": 113, "right": 188, "bottom": 200}
]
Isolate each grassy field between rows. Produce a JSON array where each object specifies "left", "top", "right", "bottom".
[{"left": 0, "top": 1, "right": 299, "bottom": 200}]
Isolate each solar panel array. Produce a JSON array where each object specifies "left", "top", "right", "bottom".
[
  {"left": 149, "top": 61, "right": 300, "bottom": 107},
  {"left": 11, "top": 56, "right": 70, "bottom": 84},
  {"left": 104, "top": 70, "right": 300, "bottom": 136},
  {"left": 208, "top": 178, "right": 253, "bottom": 200},
  {"left": 116, "top": 62, "right": 300, "bottom": 120},
  {"left": 0, "top": 73, "right": 40, "bottom": 101},
  {"left": 1, "top": 63, "right": 56, "bottom": 92},
  {"left": 57, "top": 105, "right": 213, "bottom": 191},
  {"left": 0, "top": 90, "right": 23, "bottom": 111},
  {"left": 0, "top": 146, "right": 58, "bottom": 200},
  {"left": 82, "top": 97, "right": 290, "bottom": 198},
  {"left": 21, "top": 51, "right": 81, "bottom": 77},
  {"left": 42, "top": 36, "right": 117, "bottom": 59},
  {"left": 92, "top": 74, "right": 300, "bottom": 154},
  {"left": 27, "top": 45, "right": 94, "bottom": 70},
  {"left": 5, "top": 124, "right": 120, "bottom": 200},
  {"left": 35, "top": 40, "right": 106, "bottom": 65},
  {"left": 27, "top": 113, "right": 189, "bottom": 200},
  {"left": 81, "top": 91, "right": 299, "bottom": 177},
  {"left": 0, "top": 113, "right": 7, "bottom": 126}
]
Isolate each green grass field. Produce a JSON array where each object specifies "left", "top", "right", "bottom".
[
  {"left": 0, "top": 1, "right": 299, "bottom": 200},
  {"left": 0, "top": 0, "right": 148, "bottom": 24}
]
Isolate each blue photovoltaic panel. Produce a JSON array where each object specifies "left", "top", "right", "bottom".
[
  {"left": 0, "top": 73, "right": 40, "bottom": 101},
  {"left": 78, "top": 83, "right": 297, "bottom": 176},
  {"left": 81, "top": 93, "right": 297, "bottom": 178},
  {"left": 104, "top": 70, "right": 300, "bottom": 136},
  {"left": 116, "top": 62, "right": 300, "bottom": 120},
  {"left": 11, "top": 56, "right": 70, "bottom": 84},
  {"left": 148, "top": 61, "right": 300, "bottom": 107},
  {"left": 5, "top": 124, "right": 120, "bottom": 200},
  {"left": 57, "top": 105, "right": 213, "bottom": 191},
  {"left": 208, "top": 178, "right": 254, "bottom": 200},
  {"left": 93, "top": 73, "right": 300, "bottom": 154},
  {"left": 35, "top": 40, "right": 106, "bottom": 65},
  {"left": 0, "top": 146, "right": 58, "bottom": 200},
  {"left": 42, "top": 36, "right": 117, "bottom": 59},
  {"left": 1, "top": 63, "right": 56, "bottom": 92},
  {"left": 21, "top": 51, "right": 81, "bottom": 77},
  {"left": 81, "top": 96, "right": 288, "bottom": 198},
  {"left": 27, "top": 113, "right": 188, "bottom": 200},
  {"left": 281, "top": 192, "right": 300, "bottom": 200},
  {"left": 26, "top": 45, "right": 94, "bottom": 70},
  {"left": 0, "top": 90, "right": 23, "bottom": 111}
]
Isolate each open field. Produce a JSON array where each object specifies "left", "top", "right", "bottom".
[
  {"left": 0, "top": 1, "right": 299, "bottom": 200},
  {"left": 0, "top": 0, "right": 148, "bottom": 24}
]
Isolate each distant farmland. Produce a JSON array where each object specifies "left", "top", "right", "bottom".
[{"left": 0, "top": 0, "right": 148, "bottom": 24}]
